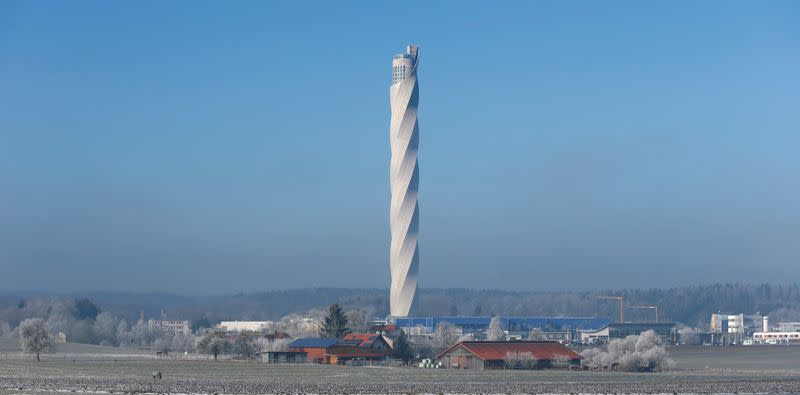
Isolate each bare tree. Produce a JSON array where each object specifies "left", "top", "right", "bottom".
[
  {"left": 433, "top": 322, "right": 459, "bottom": 353},
  {"left": 20, "top": 318, "right": 52, "bottom": 362},
  {"left": 504, "top": 351, "right": 538, "bottom": 369},
  {"left": 258, "top": 337, "right": 291, "bottom": 352},
  {"left": 504, "top": 351, "right": 519, "bottom": 369},
  {"left": 486, "top": 316, "right": 505, "bottom": 341}
]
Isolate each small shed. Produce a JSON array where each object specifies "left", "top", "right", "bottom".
[{"left": 264, "top": 351, "right": 307, "bottom": 363}]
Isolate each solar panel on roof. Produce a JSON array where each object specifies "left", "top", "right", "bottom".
[
  {"left": 287, "top": 338, "right": 339, "bottom": 348},
  {"left": 337, "top": 339, "right": 363, "bottom": 346}
]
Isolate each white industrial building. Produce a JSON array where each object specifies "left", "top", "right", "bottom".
[
  {"left": 709, "top": 313, "right": 768, "bottom": 335},
  {"left": 147, "top": 319, "right": 191, "bottom": 336},
  {"left": 216, "top": 321, "right": 274, "bottom": 332},
  {"left": 710, "top": 313, "right": 747, "bottom": 334},
  {"left": 775, "top": 322, "right": 800, "bottom": 332}
]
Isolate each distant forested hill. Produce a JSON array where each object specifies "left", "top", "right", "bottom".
[{"left": 2, "top": 284, "right": 800, "bottom": 328}]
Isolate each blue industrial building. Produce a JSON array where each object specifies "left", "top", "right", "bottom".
[{"left": 393, "top": 316, "right": 610, "bottom": 333}]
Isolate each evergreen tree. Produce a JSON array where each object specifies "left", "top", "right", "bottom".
[
  {"left": 192, "top": 316, "right": 212, "bottom": 332},
  {"left": 319, "top": 304, "right": 351, "bottom": 338},
  {"left": 74, "top": 298, "right": 100, "bottom": 320},
  {"left": 393, "top": 330, "right": 414, "bottom": 365}
]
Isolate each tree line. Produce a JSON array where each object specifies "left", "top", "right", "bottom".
[{"left": 3, "top": 284, "right": 800, "bottom": 339}]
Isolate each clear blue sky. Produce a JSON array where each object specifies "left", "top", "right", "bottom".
[{"left": 1, "top": 1, "right": 798, "bottom": 293}]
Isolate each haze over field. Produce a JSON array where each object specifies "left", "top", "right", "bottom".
[{"left": 1, "top": 1, "right": 798, "bottom": 293}]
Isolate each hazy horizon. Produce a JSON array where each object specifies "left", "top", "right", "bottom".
[
  {"left": 2, "top": 2, "right": 798, "bottom": 294},
  {"left": 2, "top": 282, "right": 800, "bottom": 298}
]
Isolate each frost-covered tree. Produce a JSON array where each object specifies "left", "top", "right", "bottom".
[
  {"left": 153, "top": 336, "right": 172, "bottom": 354},
  {"left": 131, "top": 319, "right": 149, "bottom": 347},
  {"left": 275, "top": 312, "right": 320, "bottom": 339},
  {"left": 504, "top": 351, "right": 538, "bottom": 369},
  {"left": 93, "top": 312, "right": 119, "bottom": 345},
  {"left": 486, "top": 316, "right": 505, "bottom": 341},
  {"left": 70, "top": 319, "right": 93, "bottom": 344},
  {"left": 529, "top": 328, "right": 544, "bottom": 340},
  {"left": 433, "top": 322, "right": 459, "bottom": 353},
  {"left": 580, "top": 330, "right": 674, "bottom": 372},
  {"left": 0, "top": 321, "right": 12, "bottom": 338},
  {"left": 551, "top": 353, "right": 573, "bottom": 369},
  {"left": 197, "top": 332, "right": 231, "bottom": 360},
  {"left": 344, "top": 306, "right": 375, "bottom": 333},
  {"left": 170, "top": 334, "right": 196, "bottom": 353},
  {"left": 116, "top": 321, "right": 131, "bottom": 347},
  {"left": 233, "top": 331, "right": 260, "bottom": 359},
  {"left": 257, "top": 337, "right": 291, "bottom": 352},
  {"left": 677, "top": 326, "right": 702, "bottom": 346},
  {"left": 20, "top": 318, "right": 52, "bottom": 362},
  {"left": 44, "top": 300, "right": 74, "bottom": 332}
]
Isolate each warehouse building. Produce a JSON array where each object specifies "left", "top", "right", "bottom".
[
  {"left": 775, "top": 322, "right": 800, "bottom": 332},
  {"left": 394, "top": 316, "right": 610, "bottom": 342}
]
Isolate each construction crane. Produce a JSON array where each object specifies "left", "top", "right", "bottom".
[
  {"left": 631, "top": 305, "right": 659, "bottom": 323},
  {"left": 599, "top": 295, "right": 624, "bottom": 323}
]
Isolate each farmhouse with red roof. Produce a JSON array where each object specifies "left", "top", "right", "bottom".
[{"left": 436, "top": 341, "right": 582, "bottom": 370}]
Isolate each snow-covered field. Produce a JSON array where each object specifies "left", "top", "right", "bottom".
[{"left": 1, "top": 346, "right": 800, "bottom": 394}]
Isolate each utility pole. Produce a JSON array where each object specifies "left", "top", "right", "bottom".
[
  {"left": 631, "top": 305, "right": 659, "bottom": 323},
  {"left": 599, "top": 295, "right": 624, "bottom": 323}
]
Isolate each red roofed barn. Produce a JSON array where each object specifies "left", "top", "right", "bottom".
[{"left": 436, "top": 341, "right": 582, "bottom": 370}]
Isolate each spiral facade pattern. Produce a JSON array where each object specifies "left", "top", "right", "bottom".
[{"left": 389, "top": 45, "right": 420, "bottom": 317}]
